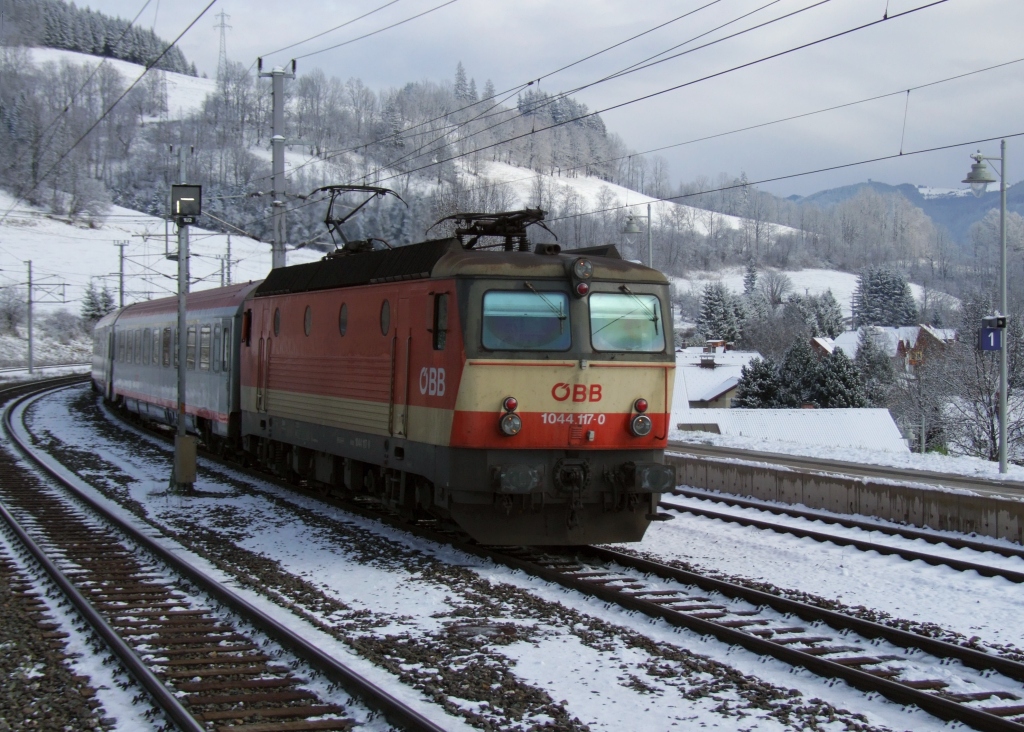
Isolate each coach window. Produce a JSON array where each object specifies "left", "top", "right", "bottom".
[
  {"left": 117, "top": 332, "right": 124, "bottom": 362},
  {"left": 212, "top": 326, "right": 221, "bottom": 372},
  {"left": 174, "top": 329, "right": 180, "bottom": 367},
  {"left": 482, "top": 290, "right": 571, "bottom": 351},
  {"left": 222, "top": 322, "right": 231, "bottom": 371},
  {"left": 152, "top": 329, "right": 159, "bottom": 366},
  {"left": 199, "top": 325, "right": 212, "bottom": 370},
  {"left": 273, "top": 307, "right": 281, "bottom": 337},
  {"left": 380, "top": 300, "right": 390, "bottom": 336},
  {"left": 338, "top": 303, "right": 348, "bottom": 336},
  {"left": 186, "top": 325, "right": 197, "bottom": 369},
  {"left": 433, "top": 294, "right": 448, "bottom": 350},
  {"left": 303, "top": 305, "right": 312, "bottom": 336},
  {"left": 162, "top": 327, "right": 172, "bottom": 367},
  {"left": 126, "top": 330, "right": 134, "bottom": 363},
  {"left": 137, "top": 329, "right": 144, "bottom": 362},
  {"left": 143, "top": 328, "right": 151, "bottom": 364}
]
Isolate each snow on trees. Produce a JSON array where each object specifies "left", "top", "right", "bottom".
[
  {"left": 696, "top": 282, "right": 742, "bottom": 342},
  {"left": 733, "top": 357, "right": 782, "bottom": 408},
  {"left": 852, "top": 267, "right": 919, "bottom": 327}
]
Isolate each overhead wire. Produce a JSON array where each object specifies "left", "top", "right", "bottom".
[
  {"left": 369, "top": 0, "right": 952, "bottom": 187},
  {"left": 293, "top": 0, "right": 460, "bottom": 60},
  {"left": 255, "top": 0, "right": 405, "bottom": 63},
  {"left": 546, "top": 130, "right": 1024, "bottom": 225}
]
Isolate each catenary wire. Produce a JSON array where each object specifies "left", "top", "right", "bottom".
[
  {"left": 293, "top": 0, "right": 460, "bottom": 60},
  {"left": 256, "top": 0, "right": 405, "bottom": 63}
]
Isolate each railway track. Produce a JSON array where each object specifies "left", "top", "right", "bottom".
[
  {"left": 667, "top": 441, "right": 1024, "bottom": 496},
  {"left": 28, "top": 379, "right": 1024, "bottom": 731},
  {"left": 0, "top": 377, "right": 448, "bottom": 732},
  {"left": 660, "top": 488, "right": 1024, "bottom": 584}
]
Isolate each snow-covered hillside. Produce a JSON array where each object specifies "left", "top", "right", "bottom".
[
  {"left": 0, "top": 189, "right": 322, "bottom": 317},
  {"left": 673, "top": 267, "right": 928, "bottom": 319},
  {"left": 25, "top": 47, "right": 216, "bottom": 120}
]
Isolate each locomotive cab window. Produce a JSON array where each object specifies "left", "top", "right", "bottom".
[
  {"left": 482, "top": 290, "right": 571, "bottom": 351},
  {"left": 589, "top": 292, "right": 664, "bottom": 352},
  {"left": 433, "top": 294, "right": 448, "bottom": 351}
]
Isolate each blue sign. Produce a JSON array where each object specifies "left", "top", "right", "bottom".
[{"left": 980, "top": 328, "right": 1003, "bottom": 351}]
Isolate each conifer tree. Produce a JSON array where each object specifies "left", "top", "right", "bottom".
[
  {"left": 743, "top": 262, "right": 757, "bottom": 296},
  {"left": 696, "top": 282, "right": 740, "bottom": 342},
  {"left": 855, "top": 327, "right": 896, "bottom": 407},
  {"left": 454, "top": 62, "right": 470, "bottom": 102},
  {"left": 852, "top": 267, "right": 919, "bottom": 326},
  {"left": 811, "top": 289, "right": 845, "bottom": 338},
  {"left": 81, "top": 282, "right": 116, "bottom": 325},
  {"left": 778, "top": 339, "right": 819, "bottom": 407},
  {"left": 733, "top": 357, "right": 782, "bottom": 408},
  {"left": 813, "top": 349, "right": 867, "bottom": 408}
]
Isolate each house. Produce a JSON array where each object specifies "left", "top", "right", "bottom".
[
  {"left": 674, "top": 348, "right": 761, "bottom": 409},
  {"left": 810, "top": 336, "right": 835, "bottom": 357},
  {"left": 833, "top": 325, "right": 954, "bottom": 372}
]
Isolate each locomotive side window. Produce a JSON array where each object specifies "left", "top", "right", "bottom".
[
  {"left": 199, "top": 325, "right": 212, "bottom": 370},
  {"left": 162, "top": 327, "right": 172, "bottom": 367},
  {"left": 433, "top": 294, "right": 448, "bottom": 351},
  {"left": 589, "top": 293, "right": 665, "bottom": 352},
  {"left": 338, "top": 303, "right": 348, "bottom": 336},
  {"left": 273, "top": 307, "right": 281, "bottom": 337},
  {"left": 380, "top": 300, "right": 390, "bottom": 336},
  {"left": 303, "top": 306, "right": 312, "bottom": 336},
  {"left": 482, "top": 291, "right": 571, "bottom": 351},
  {"left": 186, "top": 325, "right": 197, "bottom": 370}
]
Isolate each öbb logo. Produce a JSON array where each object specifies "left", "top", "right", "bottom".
[
  {"left": 419, "top": 367, "right": 446, "bottom": 396},
  {"left": 551, "top": 383, "right": 602, "bottom": 402}
]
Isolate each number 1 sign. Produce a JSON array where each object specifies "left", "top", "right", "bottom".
[{"left": 980, "top": 327, "right": 1003, "bottom": 351}]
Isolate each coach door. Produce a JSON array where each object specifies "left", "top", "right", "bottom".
[{"left": 391, "top": 298, "right": 413, "bottom": 437}]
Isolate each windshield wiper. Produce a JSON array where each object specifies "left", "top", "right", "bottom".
[
  {"left": 619, "top": 285, "right": 660, "bottom": 335},
  {"left": 528, "top": 282, "right": 569, "bottom": 321}
]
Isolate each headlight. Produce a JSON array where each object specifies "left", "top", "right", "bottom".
[
  {"left": 630, "top": 414, "right": 652, "bottom": 437},
  {"left": 500, "top": 413, "right": 522, "bottom": 436},
  {"left": 572, "top": 257, "right": 593, "bottom": 279}
]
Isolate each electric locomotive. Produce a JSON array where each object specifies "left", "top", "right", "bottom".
[{"left": 92, "top": 199, "right": 676, "bottom": 545}]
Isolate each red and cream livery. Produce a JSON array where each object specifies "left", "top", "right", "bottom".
[{"left": 93, "top": 233, "right": 675, "bottom": 544}]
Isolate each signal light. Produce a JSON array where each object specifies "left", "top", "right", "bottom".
[
  {"left": 503, "top": 396, "right": 518, "bottom": 412},
  {"left": 500, "top": 412, "right": 522, "bottom": 436},
  {"left": 576, "top": 282, "right": 590, "bottom": 296},
  {"left": 634, "top": 398, "right": 648, "bottom": 413},
  {"left": 630, "top": 414, "right": 653, "bottom": 437}
]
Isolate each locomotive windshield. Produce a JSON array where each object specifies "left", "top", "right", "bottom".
[
  {"left": 482, "top": 290, "right": 571, "bottom": 351},
  {"left": 590, "top": 292, "right": 664, "bottom": 352}
]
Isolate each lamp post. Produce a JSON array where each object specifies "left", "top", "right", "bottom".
[
  {"left": 622, "top": 203, "right": 653, "bottom": 268},
  {"left": 963, "top": 141, "right": 1008, "bottom": 473}
]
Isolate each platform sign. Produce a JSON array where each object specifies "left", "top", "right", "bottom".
[{"left": 980, "top": 327, "right": 1003, "bottom": 351}]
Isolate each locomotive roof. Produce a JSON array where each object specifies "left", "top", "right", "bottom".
[{"left": 253, "top": 238, "right": 667, "bottom": 298}]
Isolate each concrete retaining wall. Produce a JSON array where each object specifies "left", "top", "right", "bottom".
[{"left": 667, "top": 452, "right": 1024, "bottom": 545}]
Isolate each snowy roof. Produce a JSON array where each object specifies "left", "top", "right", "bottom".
[
  {"left": 811, "top": 336, "right": 834, "bottom": 354},
  {"left": 693, "top": 376, "right": 741, "bottom": 403},
  {"left": 919, "top": 325, "right": 956, "bottom": 343},
  {"left": 675, "top": 408, "right": 909, "bottom": 453},
  {"left": 677, "top": 364, "right": 745, "bottom": 404},
  {"left": 833, "top": 326, "right": 919, "bottom": 359}
]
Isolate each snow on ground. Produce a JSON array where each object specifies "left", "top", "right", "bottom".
[
  {"left": 20, "top": 386, "right": 959, "bottom": 731},
  {"left": 0, "top": 330, "right": 91, "bottom": 367},
  {"left": 673, "top": 266, "right": 927, "bottom": 318},
  {"left": 0, "top": 189, "right": 323, "bottom": 316},
  {"left": 917, "top": 185, "right": 973, "bottom": 199},
  {"left": 668, "top": 427, "right": 1024, "bottom": 482},
  {"left": 638, "top": 495, "right": 1024, "bottom": 652},
  {"left": 24, "top": 47, "right": 216, "bottom": 120}
]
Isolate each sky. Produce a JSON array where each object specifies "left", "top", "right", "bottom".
[{"left": 51, "top": 0, "right": 1024, "bottom": 196}]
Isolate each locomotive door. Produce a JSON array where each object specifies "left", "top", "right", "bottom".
[
  {"left": 255, "top": 304, "right": 271, "bottom": 412},
  {"left": 391, "top": 298, "right": 413, "bottom": 437}
]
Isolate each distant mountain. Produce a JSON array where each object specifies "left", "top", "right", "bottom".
[{"left": 791, "top": 180, "right": 1024, "bottom": 243}]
